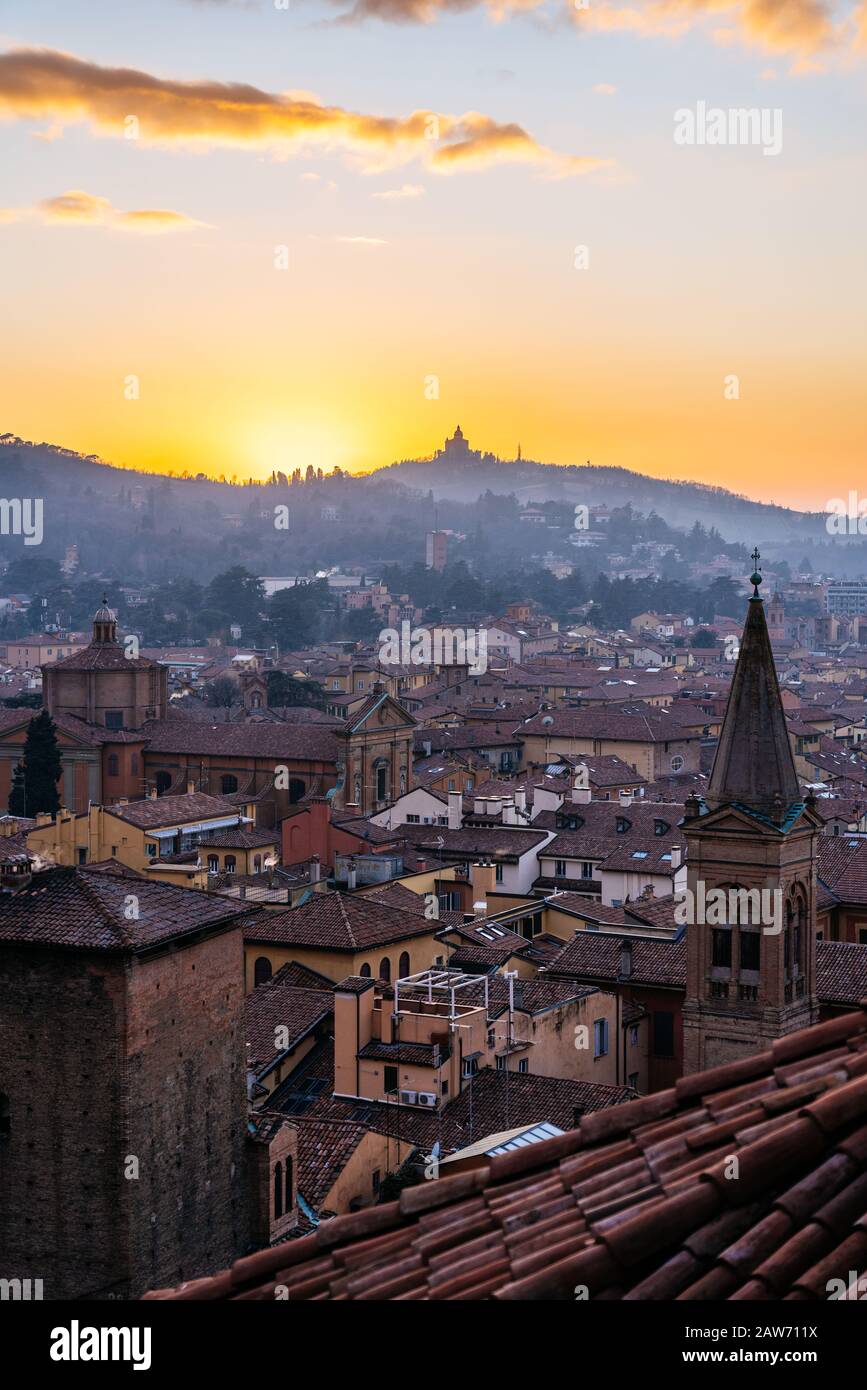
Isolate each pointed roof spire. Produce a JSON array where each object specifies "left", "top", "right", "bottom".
[{"left": 706, "top": 549, "right": 800, "bottom": 819}]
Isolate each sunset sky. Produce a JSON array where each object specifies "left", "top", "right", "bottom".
[{"left": 1, "top": 0, "right": 865, "bottom": 508}]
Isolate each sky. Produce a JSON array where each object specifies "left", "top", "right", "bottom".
[{"left": 0, "top": 0, "right": 865, "bottom": 508}]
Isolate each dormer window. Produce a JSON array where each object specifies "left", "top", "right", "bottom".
[
  {"left": 616, "top": 817, "right": 630, "bottom": 833},
  {"left": 654, "top": 819, "right": 670, "bottom": 836}
]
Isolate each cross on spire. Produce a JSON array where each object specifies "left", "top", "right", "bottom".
[{"left": 749, "top": 547, "right": 762, "bottom": 599}]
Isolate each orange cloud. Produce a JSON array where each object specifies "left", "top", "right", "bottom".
[
  {"left": 0, "top": 47, "right": 604, "bottom": 176},
  {"left": 0, "top": 188, "right": 205, "bottom": 232},
  {"left": 323, "top": 0, "right": 858, "bottom": 60}
]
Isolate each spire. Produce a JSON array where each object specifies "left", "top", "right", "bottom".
[{"left": 706, "top": 549, "right": 800, "bottom": 819}]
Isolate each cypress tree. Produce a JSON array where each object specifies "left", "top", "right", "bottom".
[{"left": 7, "top": 710, "right": 63, "bottom": 816}]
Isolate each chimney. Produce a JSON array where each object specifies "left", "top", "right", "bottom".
[
  {"left": 186, "top": 780, "right": 196, "bottom": 795},
  {"left": 471, "top": 860, "right": 496, "bottom": 909},
  {"left": 619, "top": 938, "right": 634, "bottom": 979},
  {"left": 670, "top": 845, "right": 682, "bottom": 870},
  {"left": 448, "top": 789, "right": 463, "bottom": 831},
  {"left": 571, "top": 783, "right": 592, "bottom": 805},
  {"left": 502, "top": 800, "right": 517, "bottom": 825},
  {"left": 619, "top": 789, "right": 633, "bottom": 807},
  {"left": 149, "top": 788, "right": 158, "bottom": 800},
  {"left": 416, "top": 857, "right": 426, "bottom": 872},
  {"left": 309, "top": 854, "right": 320, "bottom": 884},
  {"left": 346, "top": 861, "right": 357, "bottom": 891},
  {"left": 474, "top": 796, "right": 486, "bottom": 816}
]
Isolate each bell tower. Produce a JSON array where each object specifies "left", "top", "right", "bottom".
[{"left": 681, "top": 551, "right": 820, "bottom": 1073}]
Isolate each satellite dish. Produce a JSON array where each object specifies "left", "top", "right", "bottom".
[{"left": 542, "top": 715, "right": 554, "bottom": 727}]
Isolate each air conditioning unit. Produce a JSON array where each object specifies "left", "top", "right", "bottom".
[
  {"left": 399, "top": 1090, "right": 417, "bottom": 1105},
  {"left": 417, "top": 1092, "right": 437, "bottom": 1108}
]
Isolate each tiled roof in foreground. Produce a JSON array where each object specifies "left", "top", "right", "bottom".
[{"left": 145, "top": 1005, "right": 867, "bottom": 1301}]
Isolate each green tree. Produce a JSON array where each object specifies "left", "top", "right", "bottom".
[
  {"left": 266, "top": 671, "right": 326, "bottom": 708},
  {"left": 8, "top": 710, "right": 63, "bottom": 816}
]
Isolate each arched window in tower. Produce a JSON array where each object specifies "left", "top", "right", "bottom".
[
  {"left": 360, "top": 962, "right": 371, "bottom": 978},
  {"left": 379, "top": 957, "right": 391, "bottom": 983},
  {"left": 155, "top": 771, "right": 172, "bottom": 795},
  {"left": 398, "top": 951, "right": 410, "bottom": 979},
  {"left": 274, "top": 1161, "right": 283, "bottom": 1220},
  {"left": 221, "top": 774, "right": 238, "bottom": 794},
  {"left": 254, "top": 956, "right": 272, "bottom": 986}
]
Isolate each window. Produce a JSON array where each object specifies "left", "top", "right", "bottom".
[
  {"left": 711, "top": 929, "right": 732, "bottom": 968},
  {"left": 383, "top": 1065, "right": 398, "bottom": 1094},
  {"left": 496, "top": 1055, "right": 507, "bottom": 1071},
  {"left": 616, "top": 817, "right": 630, "bottom": 834},
  {"left": 594, "top": 1019, "right": 609, "bottom": 1058},
  {"left": 628, "top": 1072, "right": 639, "bottom": 1090},
  {"left": 654, "top": 820, "right": 669, "bottom": 836},
  {"left": 77, "top": 848, "right": 87, "bottom": 865},
  {"left": 145, "top": 843, "right": 157, "bottom": 857},
  {"left": 274, "top": 1162, "right": 283, "bottom": 1220},
  {"left": 225, "top": 855, "right": 236, "bottom": 874},
  {"left": 155, "top": 771, "right": 172, "bottom": 795},
  {"left": 518, "top": 1058, "right": 529, "bottom": 1074},
  {"left": 105, "top": 710, "right": 124, "bottom": 730},
  {"left": 285, "top": 1157, "right": 293, "bottom": 1211},
  {"left": 462, "top": 1057, "right": 479, "bottom": 1079},
  {"left": 670, "top": 755, "right": 684, "bottom": 772},
  {"left": 131, "top": 753, "right": 138, "bottom": 776},
  {"left": 398, "top": 951, "right": 410, "bottom": 978},
  {"left": 581, "top": 862, "right": 593, "bottom": 879},
  {"left": 555, "top": 859, "right": 567, "bottom": 878},
  {"left": 652, "top": 1011, "right": 675, "bottom": 1058},
  {"left": 107, "top": 754, "right": 119, "bottom": 777},
  {"left": 406, "top": 814, "right": 420, "bottom": 824},
  {"left": 375, "top": 762, "right": 389, "bottom": 802},
  {"left": 372, "top": 1169, "right": 381, "bottom": 1196},
  {"left": 495, "top": 863, "right": 504, "bottom": 883},
  {"left": 448, "top": 779, "right": 455, "bottom": 792},
  {"left": 360, "top": 962, "right": 371, "bottom": 978},
  {"left": 629, "top": 1025, "right": 639, "bottom": 1047},
  {"left": 221, "top": 774, "right": 238, "bottom": 794},
  {"left": 288, "top": 779, "right": 306, "bottom": 804},
  {"left": 379, "top": 957, "right": 391, "bottom": 983},
  {"left": 740, "top": 931, "right": 760, "bottom": 972},
  {"left": 208, "top": 855, "right": 218, "bottom": 874},
  {"left": 254, "top": 957, "right": 272, "bottom": 986}
]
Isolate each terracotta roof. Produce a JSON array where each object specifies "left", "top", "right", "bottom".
[
  {"left": 50, "top": 640, "right": 162, "bottom": 672},
  {"left": 245, "top": 969, "right": 333, "bottom": 1072},
  {"left": 544, "top": 933, "right": 687, "bottom": 988},
  {"left": 818, "top": 836, "right": 867, "bottom": 906},
  {"left": 145, "top": 1006, "right": 867, "bottom": 1300},
  {"left": 243, "top": 891, "right": 437, "bottom": 952},
  {"left": 521, "top": 708, "right": 702, "bottom": 744},
  {"left": 296, "top": 1120, "right": 370, "bottom": 1211},
  {"left": 140, "top": 718, "right": 342, "bottom": 762},
  {"left": 111, "top": 791, "right": 239, "bottom": 830},
  {"left": 816, "top": 941, "right": 867, "bottom": 1007},
  {"left": 0, "top": 865, "right": 247, "bottom": 952}
]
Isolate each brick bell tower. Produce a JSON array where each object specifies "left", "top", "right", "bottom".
[{"left": 681, "top": 551, "right": 820, "bottom": 1074}]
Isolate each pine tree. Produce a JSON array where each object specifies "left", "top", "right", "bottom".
[{"left": 8, "top": 710, "right": 63, "bottom": 816}]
